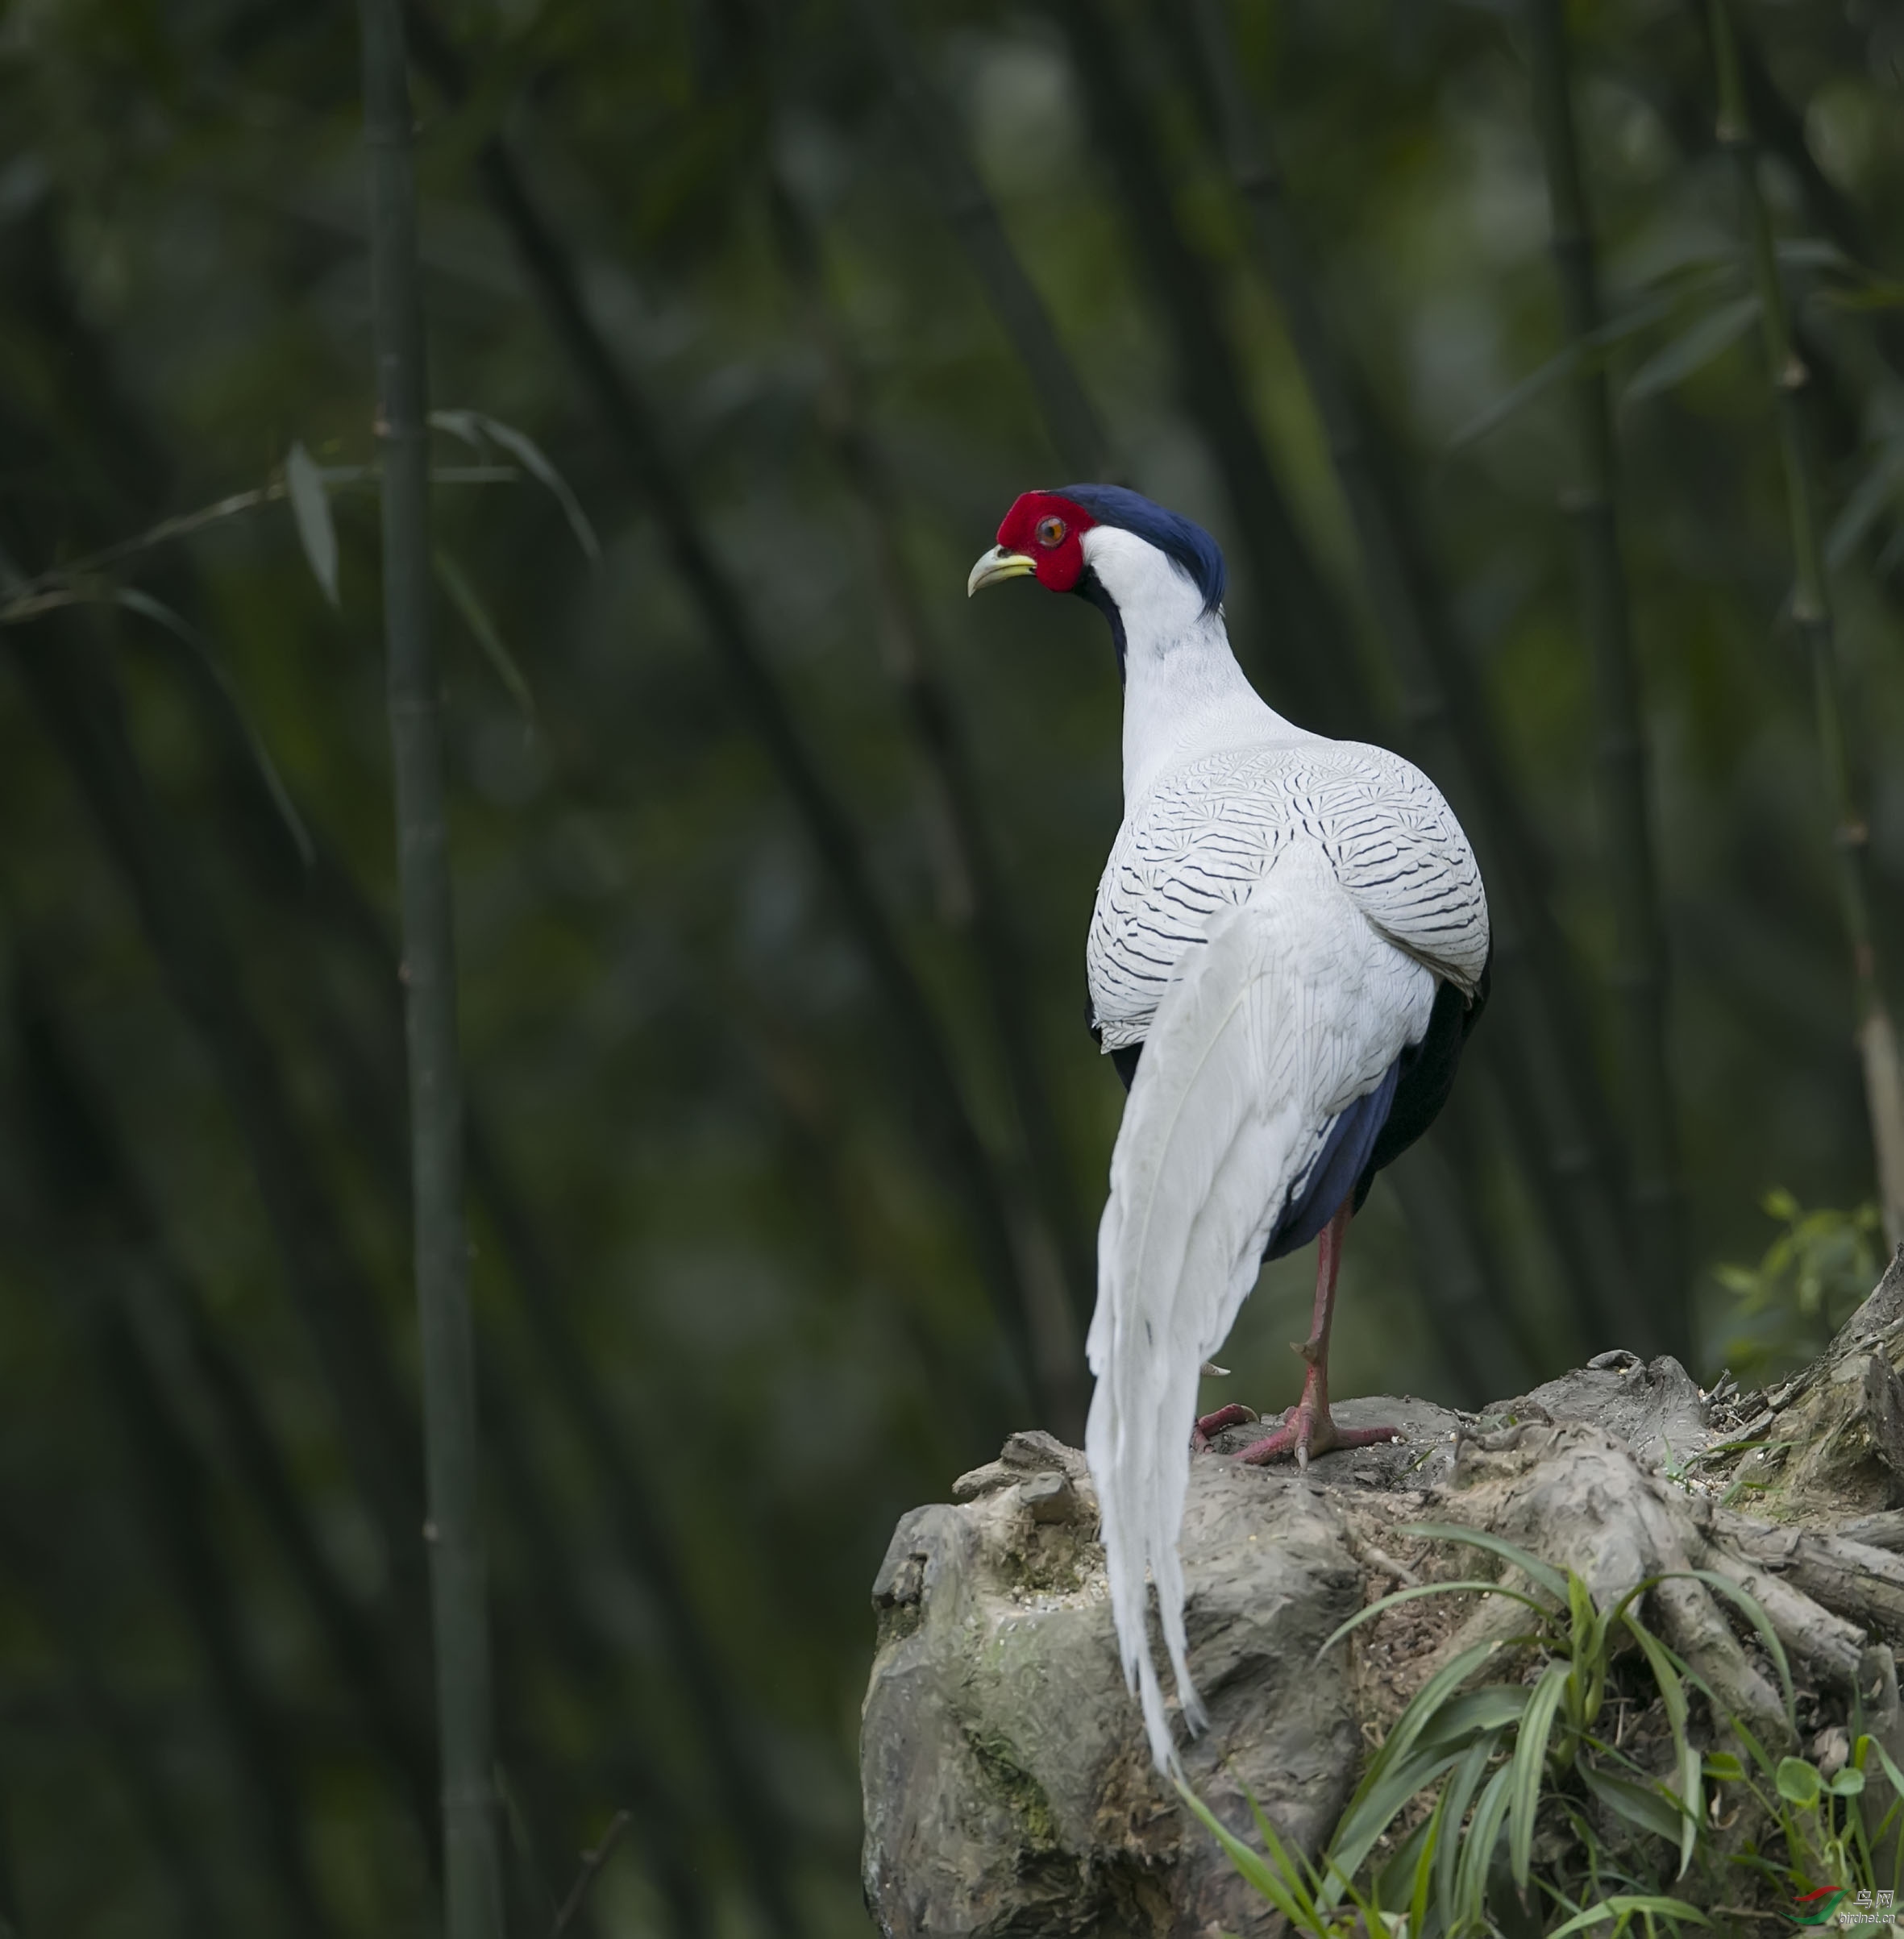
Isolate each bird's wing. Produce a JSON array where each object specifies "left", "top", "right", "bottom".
[
  {"left": 1320, "top": 746, "right": 1490, "bottom": 996},
  {"left": 1085, "top": 839, "right": 1435, "bottom": 1771}
]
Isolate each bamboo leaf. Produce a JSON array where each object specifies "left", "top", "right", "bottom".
[
  {"left": 434, "top": 550, "right": 538, "bottom": 724},
  {"left": 431, "top": 409, "right": 601, "bottom": 566},
  {"left": 1447, "top": 295, "right": 1672, "bottom": 449},
  {"left": 1827, "top": 439, "right": 1904, "bottom": 571},
  {"left": 5, "top": 582, "right": 316, "bottom": 870},
  {"left": 286, "top": 440, "right": 340, "bottom": 606},
  {"left": 1620, "top": 295, "right": 1761, "bottom": 406},
  {"left": 112, "top": 589, "right": 317, "bottom": 870}
]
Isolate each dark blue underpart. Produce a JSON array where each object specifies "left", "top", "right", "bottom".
[
  {"left": 1058, "top": 483, "right": 1227, "bottom": 614},
  {"left": 1092, "top": 947, "right": 1494, "bottom": 1252},
  {"left": 1264, "top": 1059, "right": 1402, "bottom": 1261}
]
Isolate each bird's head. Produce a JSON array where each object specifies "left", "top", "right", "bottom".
[{"left": 967, "top": 485, "right": 1226, "bottom": 676}]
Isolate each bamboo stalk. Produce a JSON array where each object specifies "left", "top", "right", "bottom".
[
  {"left": 0, "top": 228, "right": 753, "bottom": 1935},
  {"left": 1076, "top": 0, "right": 1655, "bottom": 1352},
  {"left": 309, "top": 870, "right": 760, "bottom": 1939},
  {"left": 285, "top": 916, "right": 721, "bottom": 1937},
  {"left": 1052, "top": 1, "right": 1350, "bottom": 733},
  {"left": 402, "top": 5, "right": 1051, "bottom": 1439},
  {"left": 872, "top": 0, "right": 1620, "bottom": 1364},
  {"left": 0, "top": 1521, "right": 231, "bottom": 1939},
  {"left": 12, "top": 1002, "right": 330, "bottom": 1937},
  {"left": 0, "top": 1788, "right": 18, "bottom": 1939},
  {"left": 1171, "top": 0, "right": 1652, "bottom": 1352},
  {"left": 1708, "top": 0, "right": 1904, "bottom": 1247},
  {"left": 1522, "top": 0, "right": 1685, "bottom": 1343},
  {"left": 11, "top": 956, "right": 442, "bottom": 1862},
  {"left": 1382, "top": 1145, "right": 1532, "bottom": 1405},
  {"left": 767, "top": 172, "right": 1091, "bottom": 1431},
  {"left": 289, "top": 953, "right": 715, "bottom": 1935},
  {"left": 355, "top": 2, "right": 503, "bottom": 1932},
  {"left": 0, "top": 603, "right": 434, "bottom": 1657},
  {"left": 848, "top": 0, "right": 1112, "bottom": 480}
]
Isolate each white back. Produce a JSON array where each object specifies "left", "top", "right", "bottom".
[{"left": 1074, "top": 521, "right": 1488, "bottom": 1770}]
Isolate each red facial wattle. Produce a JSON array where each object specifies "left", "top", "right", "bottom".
[{"left": 994, "top": 491, "right": 1098, "bottom": 592}]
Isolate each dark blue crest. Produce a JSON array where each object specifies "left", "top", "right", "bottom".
[{"left": 1059, "top": 484, "right": 1227, "bottom": 614}]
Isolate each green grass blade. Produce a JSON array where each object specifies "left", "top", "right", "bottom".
[
  {"left": 1436, "top": 1729, "right": 1499, "bottom": 1918},
  {"left": 1577, "top": 1762, "right": 1685, "bottom": 1844},
  {"left": 1319, "top": 1579, "right": 1553, "bottom": 1656},
  {"left": 1455, "top": 1761, "right": 1514, "bottom": 1928},
  {"left": 1424, "top": 1685, "right": 1533, "bottom": 1743},
  {"left": 1621, "top": 1610, "right": 1702, "bottom": 1876},
  {"left": 1400, "top": 1523, "right": 1570, "bottom": 1602},
  {"left": 1324, "top": 1744, "right": 1465, "bottom": 1907},
  {"left": 1548, "top": 1896, "right": 1709, "bottom": 1936},
  {"left": 1174, "top": 1778, "right": 1318, "bottom": 1925},
  {"left": 1509, "top": 1659, "right": 1572, "bottom": 1886},
  {"left": 1681, "top": 1568, "right": 1797, "bottom": 1732},
  {"left": 1407, "top": 1792, "right": 1440, "bottom": 1939},
  {"left": 1345, "top": 1639, "right": 1505, "bottom": 1805}
]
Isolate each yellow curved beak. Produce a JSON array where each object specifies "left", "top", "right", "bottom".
[{"left": 967, "top": 546, "right": 1037, "bottom": 597}]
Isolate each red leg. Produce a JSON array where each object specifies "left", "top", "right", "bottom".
[{"left": 1232, "top": 1203, "right": 1399, "bottom": 1471}]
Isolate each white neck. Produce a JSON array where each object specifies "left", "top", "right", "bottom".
[{"left": 1084, "top": 527, "right": 1312, "bottom": 804}]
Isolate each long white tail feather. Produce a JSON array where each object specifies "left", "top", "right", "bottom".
[{"left": 1085, "top": 841, "right": 1435, "bottom": 1772}]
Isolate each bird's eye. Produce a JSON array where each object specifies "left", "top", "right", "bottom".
[{"left": 1035, "top": 516, "right": 1067, "bottom": 547}]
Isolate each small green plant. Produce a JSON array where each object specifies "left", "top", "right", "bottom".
[
  {"left": 1714, "top": 1190, "right": 1881, "bottom": 1382},
  {"left": 1182, "top": 1526, "right": 1904, "bottom": 1935}
]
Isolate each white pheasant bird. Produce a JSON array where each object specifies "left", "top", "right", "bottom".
[{"left": 969, "top": 484, "right": 1490, "bottom": 1771}]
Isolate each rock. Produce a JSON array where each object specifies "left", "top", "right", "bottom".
[
  {"left": 1502, "top": 1353, "right": 1710, "bottom": 1471},
  {"left": 863, "top": 1447, "right": 1367, "bottom": 1938},
  {"left": 1744, "top": 1247, "right": 1904, "bottom": 1522},
  {"left": 860, "top": 1260, "right": 1904, "bottom": 1937}
]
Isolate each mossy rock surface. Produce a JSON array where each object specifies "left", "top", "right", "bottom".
[{"left": 862, "top": 1256, "right": 1904, "bottom": 1937}]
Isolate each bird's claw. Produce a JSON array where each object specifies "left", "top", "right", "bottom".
[
  {"left": 1232, "top": 1399, "right": 1399, "bottom": 1468},
  {"left": 1191, "top": 1401, "right": 1259, "bottom": 1451}
]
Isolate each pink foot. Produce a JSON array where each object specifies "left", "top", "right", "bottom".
[
  {"left": 1191, "top": 1402, "right": 1259, "bottom": 1451},
  {"left": 1234, "top": 1399, "right": 1399, "bottom": 1472}
]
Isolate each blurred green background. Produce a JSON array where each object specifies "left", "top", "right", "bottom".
[{"left": 0, "top": 0, "right": 1902, "bottom": 1931}]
